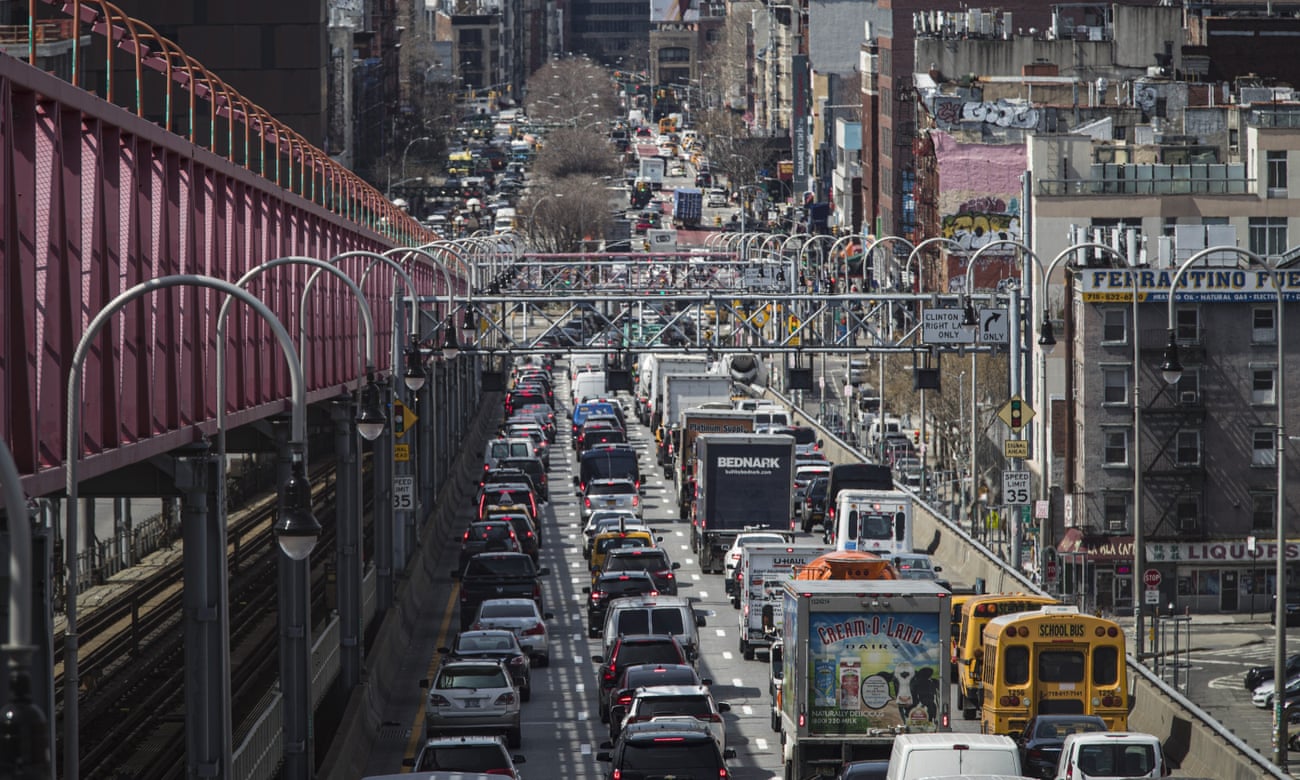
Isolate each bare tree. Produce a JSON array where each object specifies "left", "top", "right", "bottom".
[
  {"left": 525, "top": 58, "right": 620, "bottom": 128},
  {"left": 521, "top": 175, "right": 617, "bottom": 253},
  {"left": 534, "top": 127, "right": 621, "bottom": 180}
]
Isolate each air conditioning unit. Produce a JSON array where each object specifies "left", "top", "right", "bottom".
[
  {"left": 1107, "top": 520, "right": 1126, "bottom": 532},
  {"left": 1179, "top": 391, "right": 1198, "bottom": 405}
]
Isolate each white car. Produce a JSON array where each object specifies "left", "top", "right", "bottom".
[
  {"left": 723, "top": 532, "right": 790, "bottom": 597},
  {"left": 619, "top": 684, "right": 730, "bottom": 751},
  {"left": 424, "top": 660, "right": 521, "bottom": 747},
  {"left": 470, "top": 598, "right": 554, "bottom": 667},
  {"left": 1252, "top": 674, "right": 1300, "bottom": 708},
  {"left": 403, "top": 734, "right": 526, "bottom": 778}
]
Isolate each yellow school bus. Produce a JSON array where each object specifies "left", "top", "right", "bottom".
[
  {"left": 980, "top": 606, "right": 1128, "bottom": 736},
  {"left": 948, "top": 594, "right": 976, "bottom": 682},
  {"left": 956, "top": 593, "right": 1058, "bottom": 718}
]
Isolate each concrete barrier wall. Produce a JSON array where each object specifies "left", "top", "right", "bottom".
[
  {"left": 768, "top": 388, "right": 1287, "bottom": 780},
  {"left": 319, "top": 393, "right": 502, "bottom": 780}
]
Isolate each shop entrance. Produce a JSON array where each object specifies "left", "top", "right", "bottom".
[{"left": 1221, "top": 570, "right": 1238, "bottom": 612}]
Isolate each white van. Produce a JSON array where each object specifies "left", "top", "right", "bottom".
[
  {"left": 1054, "top": 732, "right": 1168, "bottom": 779},
  {"left": 885, "top": 733, "right": 1021, "bottom": 780},
  {"left": 493, "top": 207, "right": 517, "bottom": 233},
  {"left": 572, "top": 371, "right": 608, "bottom": 405}
]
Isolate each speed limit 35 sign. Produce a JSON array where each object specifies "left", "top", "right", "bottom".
[{"left": 1002, "top": 470, "right": 1031, "bottom": 505}]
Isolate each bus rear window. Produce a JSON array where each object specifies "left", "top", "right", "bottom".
[
  {"left": 1092, "top": 646, "right": 1119, "bottom": 685},
  {"left": 1004, "top": 646, "right": 1030, "bottom": 685},
  {"left": 1038, "top": 649, "right": 1085, "bottom": 683}
]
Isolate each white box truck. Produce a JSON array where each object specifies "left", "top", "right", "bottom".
[
  {"left": 780, "top": 579, "right": 952, "bottom": 777},
  {"left": 736, "top": 543, "right": 832, "bottom": 660},
  {"left": 829, "top": 489, "right": 914, "bottom": 556}
]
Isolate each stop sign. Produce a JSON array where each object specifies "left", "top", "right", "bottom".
[{"left": 1143, "top": 569, "right": 1161, "bottom": 589}]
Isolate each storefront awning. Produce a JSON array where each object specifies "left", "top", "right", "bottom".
[{"left": 1057, "top": 527, "right": 1135, "bottom": 562}]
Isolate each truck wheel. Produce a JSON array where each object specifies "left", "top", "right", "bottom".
[
  {"left": 784, "top": 760, "right": 795, "bottom": 780},
  {"left": 770, "top": 708, "right": 780, "bottom": 732},
  {"left": 741, "top": 638, "right": 755, "bottom": 661},
  {"left": 801, "top": 518, "right": 813, "bottom": 533},
  {"left": 962, "top": 700, "right": 977, "bottom": 720}
]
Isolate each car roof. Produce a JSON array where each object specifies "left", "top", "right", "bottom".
[
  {"left": 618, "top": 720, "right": 715, "bottom": 741},
  {"left": 608, "top": 595, "right": 692, "bottom": 609},
  {"left": 438, "top": 658, "right": 509, "bottom": 670},
  {"left": 470, "top": 551, "right": 533, "bottom": 561},
  {"left": 1062, "top": 731, "right": 1162, "bottom": 746},
  {"left": 420, "top": 735, "right": 509, "bottom": 747},
  {"left": 591, "top": 477, "right": 637, "bottom": 487},
  {"left": 458, "top": 629, "right": 518, "bottom": 639},
  {"left": 608, "top": 547, "right": 667, "bottom": 559}
]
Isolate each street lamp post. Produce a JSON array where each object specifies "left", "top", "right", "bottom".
[
  {"left": 63, "top": 275, "right": 307, "bottom": 780},
  {"left": 1157, "top": 245, "right": 1285, "bottom": 766},
  {"left": 0, "top": 441, "right": 49, "bottom": 778}
]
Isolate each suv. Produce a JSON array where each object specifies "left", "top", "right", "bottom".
[
  {"left": 500, "top": 456, "right": 549, "bottom": 502},
  {"left": 458, "top": 520, "right": 521, "bottom": 572},
  {"left": 801, "top": 476, "right": 830, "bottom": 532},
  {"left": 404, "top": 735, "right": 526, "bottom": 777},
  {"left": 593, "top": 634, "right": 691, "bottom": 723},
  {"left": 1054, "top": 732, "right": 1167, "bottom": 780},
  {"left": 596, "top": 722, "right": 735, "bottom": 779},
  {"left": 483, "top": 437, "right": 534, "bottom": 474},
  {"left": 422, "top": 660, "right": 521, "bottom": 746},
  {"left": 619, "top": 685, "right": 730, "bottom": 750},
  {"left": 599, "top": 548, "right": 680, "bottom": 595},
  {"left": 486, "top": 510, "right": 542, "bottom": 558},
  {"left": 438, "top": 629, "right": 533, "bottom": 702},
  {"left": 456, "top": 552, "right": 549, "bottom": 630},
  {"left": 585, "top": 572, "right": 660, "bottom": 637},
  {"left": 477, "top": 486, "right": 538, "bottom": 522},
  {"left": 602, "top": 596, "right": 703, "bottom": 662},
  {"left": 582, "top": 478, "right": 642, "bottom": 520},
  {"left": 607, "top": 663, "right": 709, "bottom": 740}
]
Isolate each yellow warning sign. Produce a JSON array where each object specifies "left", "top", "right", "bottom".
[
  {"left": 394, "top": 443, "right": 411, "bottom": 462},
  {"left": 393, "top": 399, "right": 418, "bottom": 439},
  {"left": 1004, "top": 439, "right": 1030, "bottom": 459}
]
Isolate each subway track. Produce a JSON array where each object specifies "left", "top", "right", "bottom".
[{"left": 55, "top": 458, "right": 359, "bottom": 779}]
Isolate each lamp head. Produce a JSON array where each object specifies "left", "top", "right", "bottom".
[
  {"left": 962, "top": 300, "right": 979, "bottom": 327},
  {"left": 355, "top": 381, "right": 387, "bottom": 441},
  {"left": 275, "top": 461, "right": 321, "bottom": 560},
  {"left": 442, "top": 320, "right": 462, "bottom": 360},
  {"left": 403, "top": 336, "right": 427, "bottom": 391},
  {"left": 1159, "top": 329, "right": 1184, "bottom": 385},
  {"left": 1037, "top": 312, "right": 1057, "bottom": 354}
]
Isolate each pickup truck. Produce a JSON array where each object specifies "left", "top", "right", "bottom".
[{"left": 454, "top": 552, "right": 550, "bottom": 630}]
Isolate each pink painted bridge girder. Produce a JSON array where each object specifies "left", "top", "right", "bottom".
[{"left": 0, "top": 54, "right": 441, "bottom": 498}]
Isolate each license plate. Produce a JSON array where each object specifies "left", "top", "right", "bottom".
[{"left": 465, "top": 699, "right": 481, "bottom": 708}]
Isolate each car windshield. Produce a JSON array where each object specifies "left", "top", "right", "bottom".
[
  {"left": 1035, "top": 719, "right": 1106, "bottom": 740},
  {"left": 465, "top": 556, "right": 535, "bottom": 577},
  {"left": 436, "top": 667, "right": 508, "bottom": 688},
  {"left": 479, "top": 602, "right": 536, "bottom": 618},
  {"left": 458, "top": 634, "right": 519, "bottom": 652},
  {"left": 590, "top": 481, "right": 636, "bottom": 496},
  {"left": 627, "top": 668, "right": 696, "bottom": 687},
  {"left": 468, "top": 524, "right": 513, "bottom": 541},
  {"left": 598, "top": 536, "right": 651, "bottom": 554},
  {"left": 620, "top": 739, "right": 719, "bottom": 771},
  {"left": 617, "top": 608, "right": 686, "bottom": 635},
  {"left": 602, "top": 577, "right": 657, "bottom": 596},
  {"left": 416, "top": 745, "right": 509, "bottom": 771},
  {"left": 607, "top": 553, "right": 669, "bottom": 573},
  {"left": 488, "top": 441, "right": 511, "bottom": 459}
]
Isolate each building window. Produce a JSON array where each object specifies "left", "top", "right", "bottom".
[
  {"left": 1253, "top": 493, "right": 1276, "bottom": 531},
  {"left": 1267, "top": 150, "right": 1288, "bottom": 191},
  {"left": 1175, "top": 369, "right": 1200, "bottom": 405},
  {"left": 1253, "top": 429, "right": 1276, "bottom": 467},
  {"left": 1176, "top": 497, "right": 1200, "bottom": 533},
  {"left": 1104, "top": 493, "right": 1128, "bottom": 532},
  {"left": 1174, "top": 308, "right": 1199, "bottom": 342},
  {"left": 1175, "top": 430, "right": 1201, "bottom": 466},
  {"left": 1253, "top": 306, "right": 1277, "bottom": 344},
  {"left": 1102, "top": 428, "right": 1129, "bottom": 466},
  {"left": 1101, "top": 309, "right": 1127, "bottom": 343},
  {"left": 1252, "top": 365, "right": 1277, "bottom": 405},
  {"left": 1249, "top": 217, "right": 1288, "bottom": 257},
  {"left": 1102, "top": 366, "right": 1128, "bottom": 404}
]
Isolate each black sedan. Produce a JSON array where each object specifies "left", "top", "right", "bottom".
[
  {"left": 1245, "top": 653, "right": 1300, "bottom": 692},
  {"left": 1015, "top": 714, "right": 1107, "bottom": 779},
  {"left": 436, "top": 629, "right": 533, "bottom": 702}
]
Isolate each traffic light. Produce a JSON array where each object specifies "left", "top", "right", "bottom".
[
  {"left": 912, "top": 430, "right": 920, "bottom": 446},
  {"left": 1009, "top": 398, "right": 1023, "bottom": 430}
]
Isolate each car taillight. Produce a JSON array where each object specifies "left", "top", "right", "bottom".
[
  {"left": 659, "top": 570, "right": 674, "bottom": 580},
  {"left": 584, "top": 497, "right": 592, "bottom": 509},
  {"left": 533, "top": 583, "right": 542, "bottom": 599},
  {"left": 484, "top": 769, "right": 516, "bottom": 778},
  {"left": 462, "top": 531, "right": 470, "bottom": 541},
  {"left": 1027, "top": 749, "right": 1043, "bottom": 761},
  {"left": 613, "top": 770, "right": 622, "bottom": 780},
  {"left": 427, "top": 694, "right": 452, "bottom": 706},
  {"left": 523, "top": 623, "right": 545, "bottom": 636},
  {"left": 590, "top": 591, "right": 605, "bottom": 601},
  {"left": 494, "top": 692, "right": 517, "bottom": 705},
  {"left": 616, "top": 694, "right": 633, "bottom": 706},
  {"left": 631, "top": 495, "right": 640, "bottom": 507},
  {"left": 604, "top": 664, "right": 616, "bottom": 682},
  {"left": 696, "top": 713, "right": 722, "bottom": 722}
]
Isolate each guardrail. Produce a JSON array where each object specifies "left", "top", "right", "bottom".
[
  {"left": 762, "top": 385, "right": 1289, "bottom": 779},
  {"left": 233, "top": 689, "right": 283, "bottom": 780}
]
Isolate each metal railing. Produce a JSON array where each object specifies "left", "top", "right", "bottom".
[{"left": 233, "top": 689, "right": 283, "bottom": 780}]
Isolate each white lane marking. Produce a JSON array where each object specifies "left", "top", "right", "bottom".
[
  {"left": 691, "top": 574, "right": 701, "bottom": 581},
  {"left": 722, "top": 651, "right": 733, "bottom": 660},
  {"left": 685, "top": 558, "right": 695, "bottom": 565},
  {"left": 580, "top": 743, "right": 592, "bottom": 756},
  {"left": 576, "top": 683, "right": 585, "bottom": 694},
  {"left": 699, "top": 591, "right": 709, "bottom": 599},
  {"left": 675, "top": 531, "right": 685, "bottom": 537},
  {"left": 716, "top": 629, "right": 727, "bottom": 637},
  {"left": 755, "top": 738, "right": 769, "bottom": 751},
  {"left": 1208, "top": 675, "right": 1246, "bottom": 690},
  {"left": 742, "top": 705, "right": 754, "bottom": 716},
  {"left": 570, "top": 577, "right": 583, "bottom": 584},
  {"left": 732, "top": 678, "right": 744, "bottom": 687},
  {"left": 574, "top": 655, "right": 586, "bottom": 665},
  {"left": 577, "top": 711, "right": 588, "bottom": 721}
]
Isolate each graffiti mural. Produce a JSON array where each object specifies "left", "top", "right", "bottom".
[
  {"left": 932, "top": 131, "right": 1025, "bottom": 256},
  {"left": 933, "top": 97, "right": 1039, "bottom": 131},
  {"left": 940, "top": 199, "right": 1022, "bottom": 253}
]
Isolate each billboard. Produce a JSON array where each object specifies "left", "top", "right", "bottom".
[
  {"left": 805, "top": 611, "right": 942, "bottom": 736},
  {"left": 650, "top": 0, "right": 698, "bottom": 22}
]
